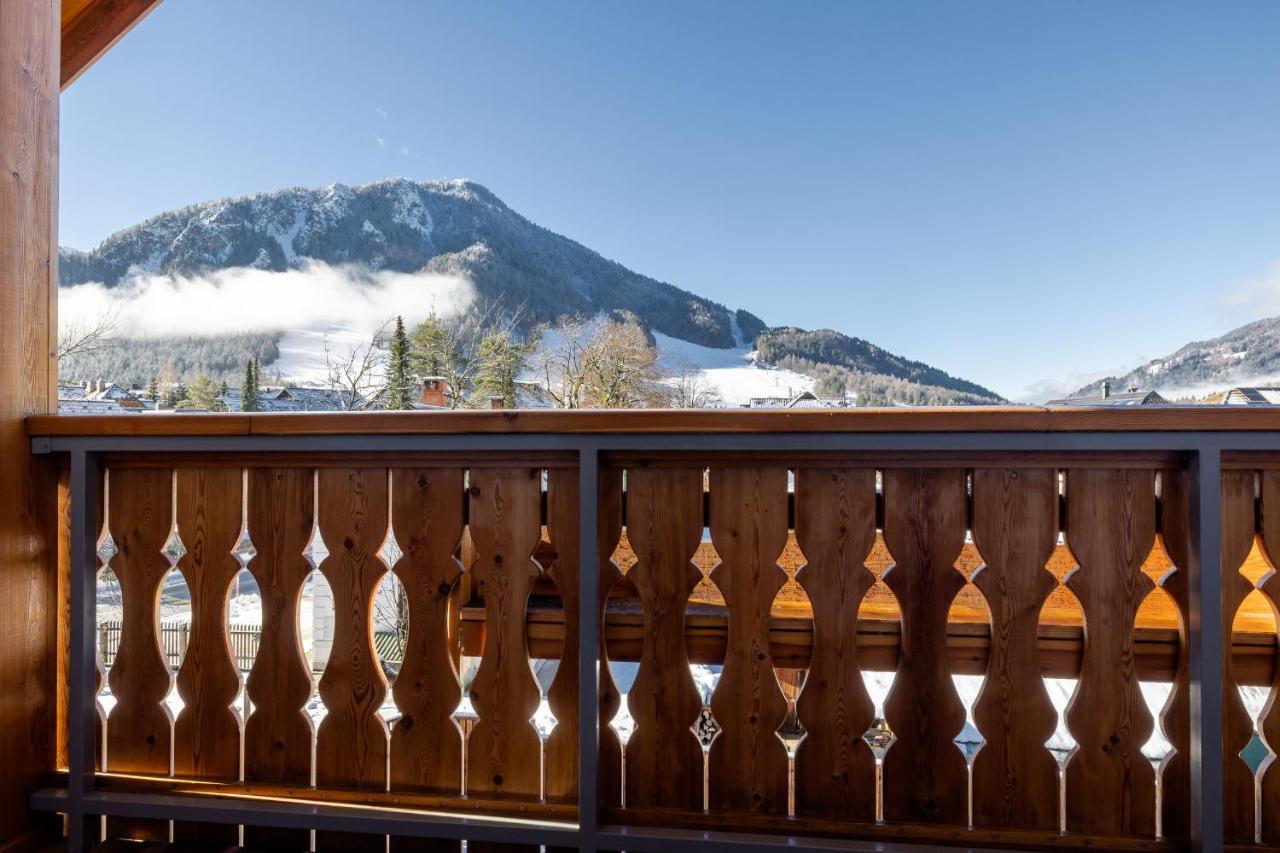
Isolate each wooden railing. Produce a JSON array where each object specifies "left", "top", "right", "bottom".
[{"left": 26, "top": 409, "right": 1280, "bottom": 852}]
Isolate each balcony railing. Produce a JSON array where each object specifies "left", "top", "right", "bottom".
[{"left": 25, "top": 407, "right": 1280, "bottom": 852}]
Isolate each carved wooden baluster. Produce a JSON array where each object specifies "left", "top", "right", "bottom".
[
  {"left": 388, "top": 467, "right": 465, "bottom": 802},
  {"left": 623, "top": 466, "right": 705, "bottom": 810},
  {"left": 315, "top": 468, "right": 390, "bottom": 853},
  {"left": 969, "top": 467, "right": 1059, "bottom": 830},
  {"left": 243, "top": 467, "right": 315, "bottom": 851},
  {"left": 1218, "top": 469, "right": 1261, "bottom": 843},
  {"left": 1256, "top": 470, "right": 1280, "bottom": 843},
  {"left": 104, "top": 467, "right": 174, "bottom": 842},
  {"left": 1155, "top": 467, "right": 1191, "bottom": 842},
  {"left": 1063, "top": 468, "right": 1157, "bottom": 837},
  {"left": 880, "top": 467, "right": 969, "bottom": 825},
  {"left": 466, "top": 467, "right": 544, "bottom": 799},
  {"left": 597, "top": 466, "right": 624, "bottom": 809},
  {"left": 543, "top": 466, "right": 580, "bottom": 801},
  {"left": 172, "top": 467, "right": 244, "bottom": 849},
  {"left": 705, "top": 465, "right": 790, "bottom": 813},
  {"left": 792, "top": 466, "right": 877, "bottom": 821}
]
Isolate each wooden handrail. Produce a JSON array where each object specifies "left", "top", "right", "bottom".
[{"left": 26, "top": 405, "right": 1280, "bottom": 436}]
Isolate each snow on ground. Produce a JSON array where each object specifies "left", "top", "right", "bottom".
[
  {"left": 272, "top": 323, "right": 387, "bottom": 385},
  {"left": 653, "top": 331, "right": 814, "bottom": 406}
]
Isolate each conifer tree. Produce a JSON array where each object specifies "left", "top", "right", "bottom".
[
  {"left": 144, "top": 377, "right": 159, "bottom": 401},
  {"left": 385, "top": 315, "right": 415, "bottom": 410},
  {"left": 472, "top": 329, "right": 527, "bottom": 408},
  {"left": 241, "top": 359, "right": 260, "bottom": 412}
]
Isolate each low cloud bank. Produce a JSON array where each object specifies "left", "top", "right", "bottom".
[{"left": 60, "top": 260, "right": 474, "bottom": 339}]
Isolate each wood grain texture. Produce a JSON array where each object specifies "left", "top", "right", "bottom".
[
  {"left": 60, "top": 0, "right": 163, "bottom": 88},
  {"left": 792, "top": 467, "right": 877, "bottom": 821},
  {"left": 1221, "top": 470, "right": 1260, "bottom": 845},
  {"left": 707, "top": 466, "right": 790, "bottom": 814},
  {"left": 388, "top": 467, "right": 465, "bottom": 796},
  {"left": 31, "top": 405, "right": 1280, "bottom": 438},
  {"left": 622, "top": 466, "right": 706, "bottom": 810},
  {"left": 1255, "top": 470, "right": 1280, "bottom": 844},
  {"left": 543, "top": 467, "right": 580, "bottom": 800},
  {"left": 1155, "top": 467, "right": 1191, "bottom": 842},
  {"left": 970, "top": 468, "right": 1060, "bottom": 831},
  {"left": 880, "top": 467, "right": 969, "bottom": 825},
  {"left": 171, "top": 467, "right": 243, "bottom": 848},
  {"left": 596, "top": 467, "right": 624, "bottom": 808},
  {"left": 105, "top": 467, "right": 174, "bottom": 774},
  {"left": 0, "top": 0, "right": 59, "bottom": 845},
  {"left": 172, "top": 468, "right": 242, "bottom": 779},
  {"left": 1063, "top": 469, "right": 1157, "bottom": 838},
  {"left": 243, "top": 467, "right": 315, "bottom": 851},
  {"left": 465, "top": 467, "right": 544, "bottom": 799},
  {"left": 313, "top": 468, "right": 390, "bottom": 853}
]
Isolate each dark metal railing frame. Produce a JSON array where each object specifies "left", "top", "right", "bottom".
[{"left": 30, "top": 428, "right": 1268, "bottom": 853}]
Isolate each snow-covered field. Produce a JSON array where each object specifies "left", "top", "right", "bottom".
[{"left": 653, "top": 331, "right": 815, "bottom": 406}]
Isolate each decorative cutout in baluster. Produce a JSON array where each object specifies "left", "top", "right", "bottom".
[
  {"left": 793, "top": 466, "right": 877, "bottom": 822},
  {"left": 388, "top": 467, "right": 466, "bottom": 801},
  {"left": 1258, "top": 470, "right": 1280, "bottom": 843},
  {"left": 597, "top": 466, "right": 625, "bottom": 810},
  {"left": 880, "top": 467, "right": 969, "bottom": 825},
  {"left": 1151, "top": 466, "right": 1191, "bottom": 843},
  {"left": 970, "top": 467, "right": 1059, "bottom": 832},
  {"left": 103, "top": 467, "right": 175, "bottom": 843},
  {"left": 315, "top": 468, "right": 391, "bottom": 853},
  {"left": 466, "top": 467, "right": 544, "bottom": 800},
  {"left": 622, "top": 466, "right": 705, "bottom": 811},
  {"left": 542, "top": 466, "right": 580, "bottom": 802},
  {"left": 706, "top": 465, "right": 790, "bottom": 815},
  {"left": 1062, "top": 468, "right": 1157, "bottom": 838},
  {"left": 241, "top": 467, "right": 314, "bottom": 851}
]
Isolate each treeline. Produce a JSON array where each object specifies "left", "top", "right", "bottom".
[
  {"left": 60, "top": 332, "right": 281, "bottom": 387},
  {"left": 757, "top": 327, "right": 1002, "bottom": 401},
  {"left": 773, "top": 355, "right": 1001, "bottom": 406}
]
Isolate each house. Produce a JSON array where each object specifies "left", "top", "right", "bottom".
[
  {"left": 747, "top": 390, "right": 859, "bottom": 409},
  {"left": 57, "top": 379, "right": 147, "bottom": 414},
  {"left": 1047, "top": 380, "right": 1169, "bottom": 407},
  {"left": 1202, "top": 387, "right": 1280, "bottom": 405}
]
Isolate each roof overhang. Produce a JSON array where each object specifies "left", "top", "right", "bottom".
[{"left": 61, "top": 0, "right": 164, "bottom": 90}]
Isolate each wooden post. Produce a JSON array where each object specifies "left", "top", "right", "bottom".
[{"left": 0, "top": 0, "right": 60, "bottom": 847}]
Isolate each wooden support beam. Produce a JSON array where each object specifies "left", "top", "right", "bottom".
[
  {"left": 61, "top": 0, "right": 162, "bottom": 89},
  {"left": 0, "top": 0, "right": 60, "bottom": 846}
]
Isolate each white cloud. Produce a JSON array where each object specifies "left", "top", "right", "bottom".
[
  {"left": 59, "top": 260, "right": 474, "bottom": 341},
  {"left": 374, "top": 135, "right": 387, "bottom": 148},
  {"left": 375, "top": 106, "right": 389, "bottom": 121}
]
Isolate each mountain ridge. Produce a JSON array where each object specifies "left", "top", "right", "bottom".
[{"left": 59, "top": 177, "right": 1003, "bottom": 403}]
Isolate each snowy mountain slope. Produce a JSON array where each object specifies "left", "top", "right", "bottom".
[
  {"left": 1070, "top": 315, "right": 1280, "bottom": 400},
  {"left": 59, "top": 177, "right": 1003, "bottom": 404}
]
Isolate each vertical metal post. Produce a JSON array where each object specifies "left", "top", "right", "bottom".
[
  {"left": 577, "top": 444, "right": 600, "bottom": 852},
  {"left": 1188, "top": 445, "right": 1224, "bottom": 853},
  {"left": 67, "top": 450, "right": 100, "bottom": 853}
]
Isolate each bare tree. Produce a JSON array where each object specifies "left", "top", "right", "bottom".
[
  {"left": 58, "top": 305, "right": 120, "bottom": 360},
  {"left": 668, "top": 360, "right": 721, "bottom": 408},
  {"left": 534, "top": 317, "right": 666, "bottom": 408},
  {"left": 409, "top": 299, "right": 528, "bottom": 408},
  {"left": 533, "top": 316, "right": 594, "bottom": 408},
  {"left": 323, "top": 320, "right": 391, "bottom": 411}
]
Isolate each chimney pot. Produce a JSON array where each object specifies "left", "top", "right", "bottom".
[
  {"left": 490, "top": 396, "right": 505, "bottom": 410},
  {"left": 1102, "top": 380, "right": 1112, "bottom": 398}
]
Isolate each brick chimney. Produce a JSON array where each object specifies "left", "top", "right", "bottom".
[
  {"left": 420, "top": 377, "right": 447, "bottom": 408},
  {"left": 489, "top": 396, "right": 505, "bottom": 410}
]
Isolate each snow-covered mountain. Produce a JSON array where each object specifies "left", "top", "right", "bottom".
[
  {"left": 59, "top": 177, "right": 1003, "bottom": 405},
  {"left": 1071, "top": 315, "right": 1280, "bottom": 400}
]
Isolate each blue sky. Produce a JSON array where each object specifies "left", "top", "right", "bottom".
[{"left": 60, "top": 1, "right": 1280, "bottom": 399}]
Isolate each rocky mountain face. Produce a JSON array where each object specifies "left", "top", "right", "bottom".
[
  {"left": 60, "top": 177, "right": 1003, "bottom": 403},
  {"left": 1072, "top": 315, "right": 1280, "bottom": 399}
]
